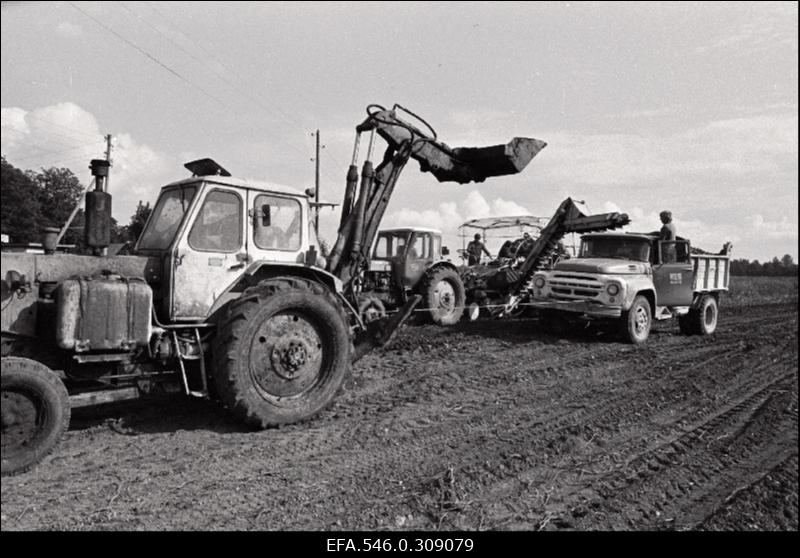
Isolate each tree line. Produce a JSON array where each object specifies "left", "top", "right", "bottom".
[
  {"left": 730, "top": 256, "right": 797, "bottom": 277},
  {"left": 1, "top": 156, "right": 151, "bottom": 251}
]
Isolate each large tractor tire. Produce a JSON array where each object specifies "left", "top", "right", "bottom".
[
  {"left": 421, "top": 267, "right": 465, "bottom": 325},
  {"left": 620, "top": 295, "right": 652, "bottom": 344},
  {"left": 691, "top": 294, "right": 718, "bottom": 335},
  {"left": 211, "top": 277, "right": 352, "bottom": 428},
  {"left": 1, "top": 357, "right": 71, "bottom": 476}
]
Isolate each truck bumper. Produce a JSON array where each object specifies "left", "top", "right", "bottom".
[{"left": 528, "top": 299, "right": 623, "bottom": 318}]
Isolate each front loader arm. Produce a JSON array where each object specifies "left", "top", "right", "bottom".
[{"left": 327, "top": 104, "right": 547, "bottom": 287}]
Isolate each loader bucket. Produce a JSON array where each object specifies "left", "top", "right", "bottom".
[{"left": 358, "top": 107, "right": 546, "bottom": 184}]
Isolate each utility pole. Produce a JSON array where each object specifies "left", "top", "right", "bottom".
[
  {"left": 314, "top": 129, "right": 321, "bottom": 236},
  {"left": 104, "top": 133, "right": 113, "bottom": 192}
]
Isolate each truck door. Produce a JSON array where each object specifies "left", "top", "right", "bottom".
[
  {"left": 653, "top": 240, "right": 694, "bottom": 307},
  {"left": 404, "top": 232, "right": 432, "bottom": 287},
  {"left": 171, "top": 186, "right": 247, "bottom": 320}
]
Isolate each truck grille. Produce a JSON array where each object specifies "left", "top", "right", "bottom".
[{"left": 548, "top": 274, "right": 603, "bottom": 300}]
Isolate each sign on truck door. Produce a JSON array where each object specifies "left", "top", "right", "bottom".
[{"left": 653, "top": 240, "right": 694, "bottom": 307}]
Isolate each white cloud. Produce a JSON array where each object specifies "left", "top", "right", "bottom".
[{"left": 1, "top": 102, "right": 176, "bottom": 221}]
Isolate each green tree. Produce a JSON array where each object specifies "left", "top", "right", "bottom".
[
  {"left": 0, "top": 156, "right": 41, "bottom": 243},
  {"left": 35, "top": 166, "right": 84, "bottom": 229},
  {"left": 126, "top": 201, "right": 152, "bottom": 243}
]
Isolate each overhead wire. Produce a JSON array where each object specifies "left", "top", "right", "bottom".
[{"left": 141, "top": 0, "right": 348, "bottom": 182}]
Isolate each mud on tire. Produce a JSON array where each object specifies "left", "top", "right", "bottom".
[
  {"left": 211, "top": 277, "right": 352, "bottom": 428},
  {"left": 420, "top": 267, "right": 465, "bottom": 326},
  {"left": 1, "top": 357, "right": 71, "bottom": 476}
]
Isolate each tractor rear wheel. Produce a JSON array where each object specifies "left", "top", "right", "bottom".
[
  {"left": 212, "top": 277, "right": 352, "bottom": 428},
  {"left": 421, "top": 267, "right": 465, "bottom": 325},
  {"left": 1, "top": 357, "right": 70, "bottom": 476}
]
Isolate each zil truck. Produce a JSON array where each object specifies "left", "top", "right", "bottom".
[
  {"left": 1, "top": 104, "right": 546, "bottom": 475},
  {"left": 528, "top": 231, "right": 732, "bottom": 343}
]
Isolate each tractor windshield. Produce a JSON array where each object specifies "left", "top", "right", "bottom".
[
  {"left": 373, "top": 231, "right": 409, "bottom": 259},
  {"left": 580, "top": 236, "right": 650, "bottom": 262},
  {"left": 137, "top": 186, "right": 197, "bottom": 250}
]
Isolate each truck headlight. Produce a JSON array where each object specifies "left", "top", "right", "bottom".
[
  {"left": 534, "top": 276, "right": 546, "bottom": 288},
  {"left": 606, "top": 283, "right": 620, "bottom": 296}
]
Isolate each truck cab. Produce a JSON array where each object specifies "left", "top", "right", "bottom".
[{"left": 530, "top": 232, "right": 730, "bottom": 343}]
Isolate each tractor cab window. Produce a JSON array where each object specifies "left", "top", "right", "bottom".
[
  {"left": 188, "top": 189, "right": 242, "bottom": 252},
  {"left": 253, "top": 194, "right": 302, "bottom": 251},
  {"left": 373, "top": 232, "right": 408, "bottom": 259},
  {"left": 409, "top": 234, "right": 431, "bottom": 260},
  {"left": 138, "top": 186, "right": 197, "bottom": 250}
]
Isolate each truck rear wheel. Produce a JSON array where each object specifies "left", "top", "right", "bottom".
[
  {"left": 620, "top": 295, "right": 651, "bottom": 344},
  {"left": 422, "top": 267, "right": 465, "bottom": 325},
  {"left": 211, "top": 277, "right": 352, "bottom": 428},
  {"left": 1, "top": 357, "right": 70, "bottom": 476},
  {"left": 692, "top": 294, "right": 718, "bottom": 335}
]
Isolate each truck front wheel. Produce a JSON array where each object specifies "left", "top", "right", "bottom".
[
  {"left": 211, "top": 277, "right": 352, "bottom": 428},
  {"left": 620, "top": 295, "right": 651, "bottom": 344},
  {"left": 1, "top": 357, "right": 71, "bottom": 476}
]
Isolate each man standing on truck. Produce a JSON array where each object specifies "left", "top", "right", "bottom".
[
  {"left": 659, "top": 210, "right": 677, "bottom": 262},
  {"left": 659, "top": 210, "right": 677, "bottom": 241},
  {"left": 467, "top": 233, "right": 491, "bottom": 265}
]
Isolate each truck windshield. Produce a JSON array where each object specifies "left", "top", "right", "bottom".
[
  {"left": 581, "top": 236, "right": 650, "bottom": 262},
  {"left": 137, "top": 186, "right": 197, "bottom": 250}
]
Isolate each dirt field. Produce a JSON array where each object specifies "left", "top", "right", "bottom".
[{"left": 1, "top": 278, "right": 797, "bottom": 531}]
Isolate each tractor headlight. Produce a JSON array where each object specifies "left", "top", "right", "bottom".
[
  {"left": 606, "top": 283, "right": 620, "bottom": 296},
  {"left": 534, "top": 276, "right": 546, "bottom": 289}
]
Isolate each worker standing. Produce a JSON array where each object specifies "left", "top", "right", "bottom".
[
  {"left": 466, "top": 233, "right": 491, "bottom": 266},
  {"left": 659, "top": 210, "right": 676, "bottom": 241}
]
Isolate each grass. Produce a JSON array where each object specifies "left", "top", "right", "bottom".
[{"left": 724, "top": 276, "right": 798, "bottom": 307}]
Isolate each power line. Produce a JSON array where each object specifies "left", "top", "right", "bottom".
[
  {"left": 67, "top": 1, "right": 230, "bottom": 109},
  {"left": 142, "top": 0, "right": 348, "bottom": 180}
]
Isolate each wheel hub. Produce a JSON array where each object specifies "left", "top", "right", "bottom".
[
  {"left": 435, "top": 280, "right": 456, "bottom": 311},
  {"left": 271, "top": 340, "right": 310, "bottom": 379},
  {"left": 250, "top": 313, "right": 325, "bottom": 398},
  {"left": 634, "top": 307, "right": 649, "bottom": 334}
]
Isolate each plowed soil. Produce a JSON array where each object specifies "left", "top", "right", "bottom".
[{"left": 1, "top": 294, "right": 797, "bottom": 531}]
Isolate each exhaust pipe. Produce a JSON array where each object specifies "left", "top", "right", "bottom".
[{"left": 85, "top": 159, "right": 112, "bottom": 256}]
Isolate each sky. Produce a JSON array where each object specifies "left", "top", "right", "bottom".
[{"left": 1, "top": 1, "right": 797, "bottom": 262}]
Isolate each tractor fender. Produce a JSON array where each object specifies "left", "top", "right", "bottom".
[{"left": 206, "top": 261, "right": 343, "bottom": 321}]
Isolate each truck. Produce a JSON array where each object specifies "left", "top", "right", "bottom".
[
  {"left": 528, "top": 231, "right": 732, "bottom": 343},
  {"left": 0, "top": 103, "right": 546, "bottom": 475},
  {"left": 362, "top": 227, "right": 465, "bottom": 325}
]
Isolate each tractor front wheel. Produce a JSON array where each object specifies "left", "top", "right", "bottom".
[
  {"left": 212, "top": 278, "right": 352, "bottom": 428},
  {"left": 1, "top": 357, "right": 70, "bottom": 476}
]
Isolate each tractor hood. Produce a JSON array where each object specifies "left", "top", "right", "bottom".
[{"left": 554, "top": 258, "right": 649, "bottom": 275}]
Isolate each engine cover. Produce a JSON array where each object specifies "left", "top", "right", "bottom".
[{"left": 55, "top": 275, "right": 153, "bottom": 352}]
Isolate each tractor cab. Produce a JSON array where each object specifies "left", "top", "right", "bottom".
[
  {"left": 134, "top": 163, "right": 319, "bottom": 322},
  {"left": 371, "top": 227, "right": 445, "bottom": 290}
]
